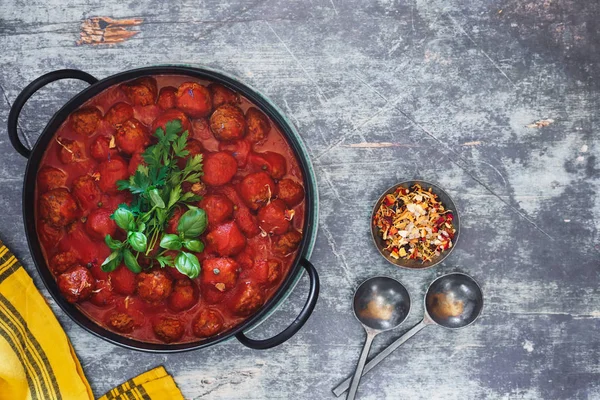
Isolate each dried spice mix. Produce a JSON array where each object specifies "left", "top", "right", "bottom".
[{"left": 373, "top": 184, "right": 456, "bottom": 263}]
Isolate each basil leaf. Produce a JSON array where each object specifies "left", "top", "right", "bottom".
[
  {"left": 174, "top": 251, "right": 200, "bottom": 279},
  {"left": 101, "top": 250, "right": 122, "bottom": 273},
  {"left": 123, "top": 249, "right": 142, "bottom": 273},
  {"left": 137, "top": 221, "right": 146, "bottom": 233},
  {"left": 149, "top": 188, "right": 166, "bottom": 209},
  {"left": 159, "top": 233, "right": 182, "bottom": 250},
  {"left": 183, "top": 239, "right": 204, "bottom": 253},
  {"left": 104, "top": 234, "right": 123, "bottom": 251},
  {"left": 177, "top": 208, "right": 208, "bottom": 238},
  {"left": 128, "top": 231, "right": 148, "bottom": 252},
  {"left": 113, "top": 208, "right": 135, "bottom": 231}
]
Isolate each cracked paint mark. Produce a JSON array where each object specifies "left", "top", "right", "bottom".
[{"left": 77, "top": 16, "right": 143, "bottom": 45}]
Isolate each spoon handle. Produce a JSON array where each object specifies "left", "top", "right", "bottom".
[
  {"left": 334, "top": 320, "right": 429, "bottom": 397},
  {"left": 346, "top": 331, "right": 376, "bottom": 400}
]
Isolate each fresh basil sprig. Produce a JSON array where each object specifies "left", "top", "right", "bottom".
[{"left": 100, "top": 119, "right": 207, "bottom": 278}]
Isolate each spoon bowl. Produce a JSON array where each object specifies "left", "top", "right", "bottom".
[
  {"left": 346, "top": 277, "right": 410, "bottom": 400},
  {"left": 353, "top": 276, "right": 411, "bottom": 331},
  {"left": 425, "top": 272, "right": 483, "bottom": 329}
]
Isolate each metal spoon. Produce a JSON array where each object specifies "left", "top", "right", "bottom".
[
  {"left": 346, "top": 276, "right": 411, "bottom": 400},
  {"left": 334, "top": 272, "right": 483, "bottom": 397}
]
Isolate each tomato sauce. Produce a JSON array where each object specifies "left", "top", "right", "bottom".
[{"left": 35, "top": 75, "right": 306, "bottom": 344}]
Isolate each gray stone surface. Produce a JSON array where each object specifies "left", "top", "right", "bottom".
[{"left": 1, "top": 0, "right": 599, "bottom": 398}]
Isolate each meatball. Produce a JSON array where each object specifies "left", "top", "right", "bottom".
[
  {"left": 217, "top": 186, "right": 261, "bottom": 237},
  {"left": 89, "top": 260, "right": 110, "bottom": 281},
  {"left": 37, "top": 166, "right": 67, "bottom": 192},
  {"left": 255, "top": 259, "right": 282, "bottom": 287},
  {"left": 104, "top": 102, "right": 134, "bottom": 126},
  {"left": 121, "top": 77, "right": 157, "bottom": 106},
  {"left": 157, "top": 86, "right": 177, "bottom": 110},
  {"left": 38, "top": 220, "right": 64, "bottom": 246},
  {"left": 199, "top": 194, "right": 234, "bottom": 226},
  {"left": 57, "top": 265, "right": 94, "bottom": 303},
  {"left": 218, "top": 139, "right": 251, "bottom": 167},
  {"left": 90, "top": 280, "right": 115, "bottom": 307},
  {"left": 245, "top": 107, "right": 271, "bottom": 143},
  {"left": 202, "top": 286, "right": 226, "bottom": 304},
  {"left": 153, "top": 316, "right": 184, "bottom": 343},
  {"left": 191, "top": 118, "right": 212, "bottom": 140},
  {"left": 186, "top": 139, "right": 203, "bottom": 157},
  {"left": 134, "top": 104, "right": 162, "bottom": 126},
  {"left": 201, "top": 257, "right": 239, "bottom": 291},
  {"left": 85, "top": 208, "right": 117, "bottom": 240},
  {"left": 49, "top": 250, "right": 79, "bottom": 274},
  {"left": 257, "top": 199, "right": 290, "bottom": 235},
  {"left": 89, "top": 135, "right": 118, "bottom": 161},
  {"left": 128, "top": 152, "right": 146, "bottom": 176},
  {"left": 165, "top": 207, "right": 184, "bottom": 235},
  {"left": 39, "top": 188, "right": 79, "bottom": 227},
  {"left": 231, "top": 282, "right": 265, "bottom": 316},
  {"left": 210, "top": 104, "right": 246, "bottom": 141},
  {"left": 206, "top": 221, "right": 246, "bottom": 257},
  {"left": 72, "top": 175, "right": 102, "bottom": 211},
  {"left": 248, "top": 151, "right": 287, "bottom": 180},
  {"left": 137, "top": 270, "right": 173, "bottom": 303},
  {"left": 176, "top": 82, "right": 212, "bottom": 118},
  {"left": 57, "top": 137, "right": 86, "bottom": 164},
  {"left": 115, "top": 118, "right": 148, "bottom": 155},
  {"left": 71, "top": 107, "right": 102, "bottom": 136},
  {"left": 201, "top": 152, "right": 238, "bottom": 186},
  {"left": 208, "top": 83, "right": 239, "bottom": 109},
  {"left": 235, "top": 206, "right": 260, "bottom": 238},
  {"left": 239, "top": 172, "right": 277, "bottom": 210},
  {"left": 151, "top": 109, "right": 191, "bottom": 134},
  {"left": 192, "top": 309, "right": 224, "bottom": 338},
  {"left": 273, "top": 230, "right": 302, "bottom": 255},
  {"left": 278, "top": 179, "right": 304, "bottom": 207},
  {"left": 98, "top": 157, "right": 129, "bottom": 194},
  {"left": 110, "top": 264, "right": 137, "bottom": 295},
  {"left": 235, "top": 245, "right": 255, "bottom": 270},
  {"left": 107, "top": 312, "right": 134, "bottom": 333},
  {"left": 168, "top": 279, "right": 199, "bottom": 311}
]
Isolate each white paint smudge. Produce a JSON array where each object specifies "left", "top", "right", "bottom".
[
  {"left": 581, "top": 144, "right": 588, "bottom": 153},
  {"left": 526, "top": 118, "right": 555, "bottom": 128},
  {"left": 523, "top": 340, "right": 534, "bottom": 353},
  {"left": 343, "top": 142, "right": 413, "bottom": 148},
  {"left": 462, "top": 141, "right": 482, "bottom": 146}
]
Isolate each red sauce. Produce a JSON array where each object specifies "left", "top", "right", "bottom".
[{"left": 35, "top": 75, "right": 305, "bottom": 344}]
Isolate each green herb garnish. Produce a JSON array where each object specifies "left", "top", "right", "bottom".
[{"left": 101, "top": 120, "right": 207, "bottom": 279}]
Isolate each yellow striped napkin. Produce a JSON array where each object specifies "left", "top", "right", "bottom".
[{"left": 0, "top": 239, "right": 184, "bottom": 400}]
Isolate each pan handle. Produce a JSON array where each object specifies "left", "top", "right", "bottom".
[
  {"left": 235, "top": 258, "right": 319, "bottom": 350},
  {"left": 7, "top": 69, "right": 98, "bottom": 158}
]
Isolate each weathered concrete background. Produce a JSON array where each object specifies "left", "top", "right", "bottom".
[{"left": 1, "top": 0, "right": 599, "bottom": 398}]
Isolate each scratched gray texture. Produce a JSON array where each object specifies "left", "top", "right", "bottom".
[{"left": 1, "top": 0, "right": 599, "bottom": 399}]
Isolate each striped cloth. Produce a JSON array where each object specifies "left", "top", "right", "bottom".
[{"left": 0, "top": 239, "right": 184, "bottom": 400}]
